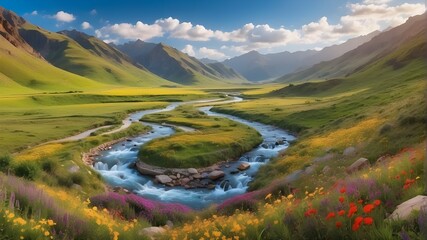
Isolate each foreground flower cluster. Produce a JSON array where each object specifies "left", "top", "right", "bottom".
[{"left": 164, "top": 145, "right": 426, "bottom": 240}]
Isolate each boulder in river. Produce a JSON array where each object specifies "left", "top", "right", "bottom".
[
  {"left": 261, "top": 143, "right": 268, "bottom": 149},
  {"left": 155, "top": 175, "right": 173, "bottom": 184},
  {"left": 209, "top": 170, "right": 225, "bottom": 180},
  {"left": 346, "top": 158, "right": 370, "bottom": 174},
  {"left": 187, "top": 168, "right": 198, "bottom": 174},
  {"left": 238, "top": 163, "right": 250, "bottom": 171}
]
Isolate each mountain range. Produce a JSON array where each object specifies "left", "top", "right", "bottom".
[
  {"left": 114, "top": 40, "right": 245, "bottom": 85},
  {"left": 222, "top": 31, "right": 380, "bottom": 82}
]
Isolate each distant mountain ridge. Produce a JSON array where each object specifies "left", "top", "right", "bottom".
[
  {"left": 223, "top": 31, "right": 380, "bottom": 82},
  {"left": 115, "top": 41, "right": 245, "bottom": 85}
]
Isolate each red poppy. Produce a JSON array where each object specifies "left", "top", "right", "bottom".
[
  {"left": 348, "top": 205, "right": 357, "bottom": 218},
  {"left": 363, "top": 204, "right": 375, "bottom": 214},
  {"left": 352, "top": 217, "right": 363, "bottom": 231},
  {"left": 373, "top": 200, "right": 381, "bottom": 206},
  {"left": 363, "top": 217, "right": 374, "bottom": 225},
  {"left": 338, "top": 210, "right": 346, "bottom": 216},
  {"left": 340, "top": 187, "right": 346, "bottom": 194},
  {"left": 304, "top": 208, "right": 317, "bottom": 217},
  {"left": 339, "top": 196, "right": 345, "bottom": 203},
  {"left": 335, "top": 221, "right": 343, "bottom": 228},
  {"left": 326, "top": 212, "right": 336, "bottom": 220}
]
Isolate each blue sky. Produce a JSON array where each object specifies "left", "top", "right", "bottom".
[{"left": 1, "top": 0, "right": 425, "bottom": 60}]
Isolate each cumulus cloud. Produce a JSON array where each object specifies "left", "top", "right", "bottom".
[
  {"left": 96, "top": 21, "right": 163, "bottom": 41},
  {"left": 31, "top": 10, "right": 38, "bottom": 16},
  {"left": 53, "top": 11, "right": 76, "bottom": 22},
  {"left": 81, "top": 21, "right": 92, "bottom": 30},
  {"left": 198, "top": 47, "right": 227, "bottom": 60},
  {"left": 181, "top": 44, "right": 196, "bottom": 56}
]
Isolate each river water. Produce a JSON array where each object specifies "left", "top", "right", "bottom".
[{"left": 93, "top": 97, "right": 295, "bottom": 209}]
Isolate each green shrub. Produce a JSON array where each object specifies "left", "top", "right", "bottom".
[
  {"left": 13, "top": 161, "right": 40, "bottom": 180},
  {"left": 0, "top": 155, "right": 12, "bottom": 172},
  {"left": 41, "top": 158, "right": 58, "bottom": 173},
  {"left": 70, "top": 172, "right": 85, "bottom": 185}
]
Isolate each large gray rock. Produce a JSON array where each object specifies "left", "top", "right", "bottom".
[
  {"left": 237, "top": 163, "right": 250, "bottom": 171},
  {"left": 155, "top": 175, "right": 173, "bottom": 184},
  {"left": 388, "top": 195, "right": 427, "bottom": 221},
  {"left": 139, "top": 227, "right": 166, "bottom": 239},
  {"left": 136, "top": 162, "right": 164, "bottom": 176},
  {"left": 208, "top": 170, "right": 225, "bottom": 180},
  {"left": 343, "top": 146, "right": 356, "bottom": 156},
  {"left": 187, "top": 168, "right": 198, "bottom": 174},
  {"left": 346, "top": 158, "right": 370, "bottom": 174}
]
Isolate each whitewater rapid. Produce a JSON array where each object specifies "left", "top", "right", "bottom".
[{"left": 93, "top": 97, "right": 295, "bottom": 209}]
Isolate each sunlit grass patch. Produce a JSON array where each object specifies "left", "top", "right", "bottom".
[
  {"left": 14, "top": 143, "right": 64, "bottom": 162},
  {"left": 307, "top": 118, "right": 383, "bottom": 150}
]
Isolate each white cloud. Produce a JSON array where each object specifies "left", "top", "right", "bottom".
[
  {"left": 90, "top": 9, "right": 97, "bottom": 15},
  {"left": 96, "top": 21, "right": 163, "bottom": 41},
  {"left": 81, "top": 21, "right": 92, "bottom": 30},
  {"left": 103, "top": 39, "right": 119, "bottom": 44},
  {"left": 53, "top": 11, "right": 76, "bottom": 22},
  {"left": 198, "top": 47, "right": 227, "bottom": 60},
  {"left": 31, "top": 10, "right": 38, "bottom": 16},
  {"left": 363, "top": 0, "right": 391, "bottom": 4},
  {"left": 181, "top": 44, "right": 195, "bottom": 56}
]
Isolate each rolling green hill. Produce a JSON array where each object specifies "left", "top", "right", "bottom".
[
  {"left": 116, "top": 41, "right": 247, "bottom": 86},
  {"left": 19, "top": 25, "right": 173, "bottom": 87},
  {"left": 0, "top": 35, "right": 104, "bottom": 93},
  {"left": 0, "top": 8, "right": 105, "bottom": 93},
  {"left": 276, "top": 13, "right": 427, "bottom": 84}
]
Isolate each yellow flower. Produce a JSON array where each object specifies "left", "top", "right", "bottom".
[
  {"left": 20, "top": 236, "right": 24, "bottom": 240},
  {"left": 416, "top": 176, "right": 420, "bottom": 180},
  {"left": 47, "top": 219, "right": 55, "bottom": 226},
  {"left": 113, "top": 231, "right": 119, "bottom": 240},
  {"left": 212, "top": 231, "right": 221, "bottom": 237},
  {"left": 265, "top": 193, "right": 272, "bottom": 200},
  {"left": 44, "top": 231, "right": 50, "bottom": 236},
  {"left": 7, "top": 213, "right": 15, "bottom": 219},
  {"left": 287, "top": 194, "right": 294, "bottom": 200}
]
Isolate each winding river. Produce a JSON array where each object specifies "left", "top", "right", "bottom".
[{"left": 92, "top": 97, "right": 295, "bottom": 209}]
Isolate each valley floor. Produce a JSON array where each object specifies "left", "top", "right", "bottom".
[{"left": 0, "top": 70, "right": 425, "bottom": 239}]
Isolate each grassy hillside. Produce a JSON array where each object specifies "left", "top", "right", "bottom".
[
  {"left": 213, "top": 23, "right": 427, "bottom": 189},
  {"left": 20, "top": 24, "right": 173, "bottom": 87},
  {"left": 0, "top": 35, "right": 104, "bottom": 93}
]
